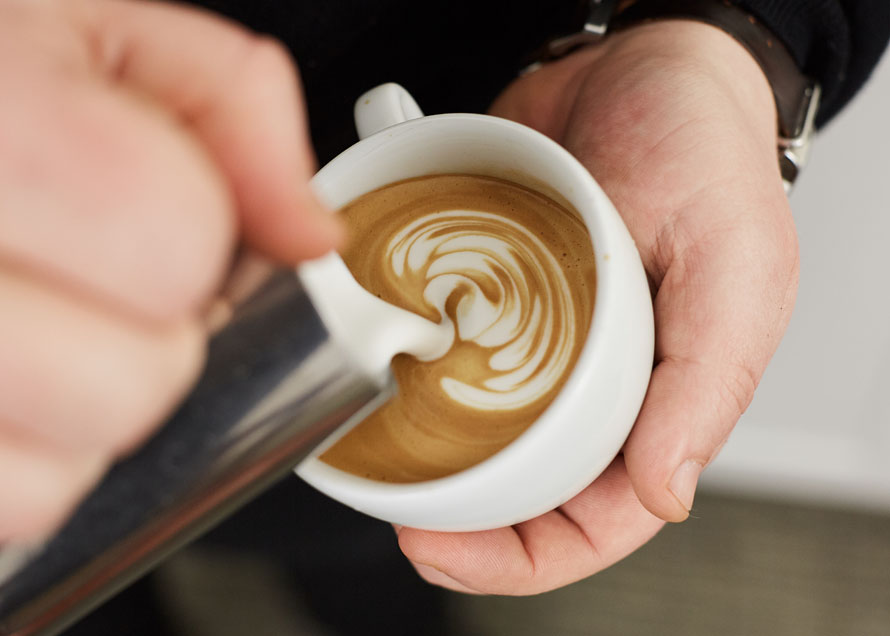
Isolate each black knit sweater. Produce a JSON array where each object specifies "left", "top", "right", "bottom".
[
  {"left": 742, "top": 0, "right": 889, "bottom": 124},
  {"left": 186, "top": 0, "right": 889, "bottom": 163}
]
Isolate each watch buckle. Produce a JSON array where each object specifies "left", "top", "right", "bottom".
[
  {"left": 779, "top": 81, "right": 821, "bottom": 193},
  {"left": 522, "top": 0, "right": 620, "bottom": 74}
]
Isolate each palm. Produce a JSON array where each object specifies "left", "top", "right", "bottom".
[{"left": 398, "top": 22, "right": 799, "bottom": 594}]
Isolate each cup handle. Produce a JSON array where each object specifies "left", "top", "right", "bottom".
[{"left": 354, "top": 83, "right": 424, "bottom": 140}]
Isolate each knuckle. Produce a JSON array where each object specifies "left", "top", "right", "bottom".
[
  {"left": 144, "top": 184, "right": 235, "bottom": 320},
  {"left": 0, "top": 275, "right": 205, "bottom": 455},
  {"left": 102, "top": 93, "right": 235, "bottom": 321},
  {"left": 241, "top": 36, "right": 297, "bottom": 82},
  {"left": 108, "top": 321, "right": 206, "bottom": 455},
  {"left": 717, "top": 361, "right": 758, "bottom": 418},
  {"left": 9, "top": 87, "right": 234, "bottom": 323},
  {"left": 0, "top": 446, "right": 105, "bottom": 541},
  {"left": 122, "top": 127, "right": 235, "bottom": 320}
]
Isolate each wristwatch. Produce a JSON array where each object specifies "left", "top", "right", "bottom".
[{"left": 530, "top": 0, "right": 821, "bottom": 193}]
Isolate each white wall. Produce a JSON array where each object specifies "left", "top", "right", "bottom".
[{"left": 701, "top": 52, "right": 890, "bottom": 511}]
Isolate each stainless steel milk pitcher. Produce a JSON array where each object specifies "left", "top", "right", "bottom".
[{"left": 0, "top": 265, "right": 389, "bottom": 636}]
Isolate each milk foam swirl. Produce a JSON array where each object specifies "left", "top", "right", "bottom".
[
  {"left": 321, "top": 175, "right": 595, "bottom": 483},
  {"left": 387, "top": 210, "right": 576, "bottom": 410}
]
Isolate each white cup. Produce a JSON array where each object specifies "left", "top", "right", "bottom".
[{"left": 296, "top": 83, "right": 654, "bottom": 532}]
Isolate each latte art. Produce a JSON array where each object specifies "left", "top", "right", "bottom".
[
  {"left": 320, "top": 175, "right": 596, "bottom": 482},
  {"left": 387, "top": 210, "right": 576, "bottom": 410}
]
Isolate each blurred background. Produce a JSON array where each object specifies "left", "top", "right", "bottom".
[{"left": 62, "top": 41, "right": 890, "bottom": 636}]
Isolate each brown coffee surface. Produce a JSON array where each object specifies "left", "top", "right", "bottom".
[{"left": 320, "top": 175, "right": 596, "bottom": 482}]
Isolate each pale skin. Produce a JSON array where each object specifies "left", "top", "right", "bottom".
[
  {"left": 0, "top": 0, "right": 798, "bottom": 597},
  {"left": 0, "top": 0, "right": 343, "bottom": 539}
]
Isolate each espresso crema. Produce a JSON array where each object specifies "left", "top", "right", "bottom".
[{"left": 320, "top": 175, "right": 596, "bottom": 482}]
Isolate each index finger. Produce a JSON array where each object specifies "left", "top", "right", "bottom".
[{"left": 70, "top": 0, "right": 343, "bottom": 261}]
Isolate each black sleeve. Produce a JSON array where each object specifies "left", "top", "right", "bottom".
[
  {"left": 181, "top": 0, "right": 886, "bottom": 137},
  {"left": 737, "top": 0, "right": 890, "bottom": 126}
]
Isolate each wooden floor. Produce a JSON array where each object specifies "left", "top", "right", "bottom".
[{"left": 136, "top": 492, "right": 890, "bottom": 636}]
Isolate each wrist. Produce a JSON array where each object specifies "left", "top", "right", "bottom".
[
  {"left": 586, "top": 20, "right": 778, "bottom": 148},
  {"left": 606, "top": 0, "right": 820, "bottom": 189}
]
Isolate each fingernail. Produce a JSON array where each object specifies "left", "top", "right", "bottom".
[{"left": 669, "top": 459, "right": 703, "bottom": 513}]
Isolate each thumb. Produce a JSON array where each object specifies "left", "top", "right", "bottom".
[
  {"left": 71, "top": 0, "right": 342, "bottom": 262},
  {"left": 623, "top": 205, "right": 798, "bottom": 522}
]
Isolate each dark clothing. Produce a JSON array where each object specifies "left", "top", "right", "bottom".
[
  {"left": 187, "top": 0, "right": 584, "bottom": 163},
  {"left": 187, "top": 0, "right": 889, "bottom": 163},
  {"left": 742, "top": 0, "right": 890, "bottom": 125}
]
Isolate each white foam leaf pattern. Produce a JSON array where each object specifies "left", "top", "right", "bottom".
[{"left": 387, "top": 210, "right": 576, "bottom": 410}]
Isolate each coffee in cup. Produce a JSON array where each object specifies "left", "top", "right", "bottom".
[{"left": 320, "top": 174, "right": 596, "bottom": 482}]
